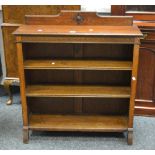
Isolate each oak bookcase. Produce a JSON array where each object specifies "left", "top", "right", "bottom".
[{"left": 13, "top": 11, "right": 142, "bottom": 144}]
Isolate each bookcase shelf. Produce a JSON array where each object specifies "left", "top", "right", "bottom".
[
  {"left": 14, "top": 11, "right": 142, "bottom": 144},
  {"left": 24, "top": 60, "right": 132, "bottom": 70},
  {"left": 26, "top": 85, "right": 131, "bottom": 98},
  {"left": 29, "top": 114, "right": 128, "bottom": 132}
]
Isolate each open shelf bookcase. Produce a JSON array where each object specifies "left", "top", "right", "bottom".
[{"left": 13, "top": 11, "right": 142, "bottom": 144}]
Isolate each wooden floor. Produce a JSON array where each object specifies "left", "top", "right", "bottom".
[
  {"left": 24, "top": 60, "right": 132, "bottom": 70},
  {"left": 29, "top": 114, "right": 128, "bottom": 132},
  {"left": 26, "top": 85, "right": 131, "bottom": 98}
]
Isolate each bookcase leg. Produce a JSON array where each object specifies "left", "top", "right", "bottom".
[
  {"left": 127, "top": 128, "right": 133, "bottom": 145},
  {"left": 23, "top": 127, "right": 29, "bottom": 144}
]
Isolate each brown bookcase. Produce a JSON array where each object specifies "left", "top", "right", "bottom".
[{"left": 13, "top": 11, "right": 142, "bottom": 145}]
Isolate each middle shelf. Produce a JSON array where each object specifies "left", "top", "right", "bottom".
[
  {"left": 24, "top": 60, "right": 132, "bottom": 70},
  {"left": 26, "top": 85, "right": 131, "bottom": 98}
]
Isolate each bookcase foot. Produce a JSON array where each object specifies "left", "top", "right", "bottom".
[
  {"left": 127, "top": 128, "right": 133, "bottom": 145},
  {"left": 23, "top": 127, "right": 29, "bottom": 144}
]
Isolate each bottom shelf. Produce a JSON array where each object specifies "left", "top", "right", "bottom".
[{"left": 29, "top": 114, "right": 128, "bottom": 132}]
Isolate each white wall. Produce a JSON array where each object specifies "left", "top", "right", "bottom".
[{"left": 81, "top": 5, "right": 111, "bottom": 12}]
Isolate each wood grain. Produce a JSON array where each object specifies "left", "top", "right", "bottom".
[
  {"left": 1, "top": 25, "right": 19, "bottom": 77},
  {"left": 24, "top": 60, "right": 132, "bottom": 70},
  {"left": 128, "top": 44, "right": 140, "bottom": 128},
  {"left": 19, "top": 35, "right": 138, "bottom": 44},
  {"left": 111, "top": 5, "right": 155, "bottom": 116},
  {"left": 16, "top": 36, "right": 28, "bottom": 126},
  {"left": 13, "top": 25, "right": 142, "bottom": 36},
  {"left": 25, "top": 11, "right": 133, "bottom": 26},
  {"left": 27, "top": 97, "right": 129, "bottom": 115},
  {"left": 29, "top": 114, "right": 128, "bottom": 132},
  {"left": 26, "top": 85, "right": 131, "bottom": 98},
  {"left": 126, "top": 12, "right": 155, "bottom": 21},
  {"left": 2, "top": 5, "right": 81, "bottom": 24}
]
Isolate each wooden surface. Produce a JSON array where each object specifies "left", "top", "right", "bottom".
[
  {"left": 26, "top": 85, "right": 131, "bottom": 98},
  {"left": 2, "top": 5, "right": 80, "bottom": 79},
  {"left": 135, "top": 45, "right": 155, "bottom": 116},
  {"left": 136, "top": 47, "right": 155, "bottom": 101},
  {"left": 16, "top": 36, "right": 29, "bottom": 126},
  {"left": 128, "top": 44, "right": 140, "bottom": 128},
  {"left": 111, "top": 5, "right": 155, "bottom": 117},
  {"left": 15, "top": 11, "right": 141, "bottom": 144},
  {"left": 13, "top": 25, "right": 142, "bottom": 36},
  {"left": 23, "top": 43, "right": 133, "bottom": 60},
  {"left": 1, "top": 25, "right": 19, "bottom": 77},
  {"left": 134, "top": 21, "right": 155, "bottom": 28},
  {"left": 29, "top": 114, "right": 128, "bottom": 132},
  {"left": 18, "top": 35, "right": 139, "bottom": 44},
  {"left": 2, "top": 5, "right": 81, "bottom": 24},
  {"left": 136, "top": 20, "right": 155, "bottom": 115},
  {"left": 27, "top": 98, "right": 129, "bottom": 115},
  {"left": 124, "top": 5, "right": 155, "bottom": 12},
  {"left": 24, "top": 60, "right": 132, "bottom": 70},
  {"left": 25, "top": 11, "right": 133, "bottom": 26},
  {"left": 25, "top": 70, "right": 131, "bottom": 87},
  {"left": 126, "top": 12, "right": 155, "bottom": 21},
  {"left": 111, "top": 5, "right": 155, "bottom": 20},
  {"left": 111, "top": 6, "right": 125, "bottom": 15}
]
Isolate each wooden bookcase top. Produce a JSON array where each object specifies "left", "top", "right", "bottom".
[
  {"left": 13, "top": 10, "right": 142, "bottom": 37},
  {"left": 13, "top": 25, "right": 142, "bottom": 37}
]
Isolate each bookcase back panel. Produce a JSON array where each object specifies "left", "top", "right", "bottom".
[
  {"left": 83, "top": 98, "right": 129, "bottom": 115},
  {"left": 83, "top": 70, "right": 131, "bottom": 86},
  {"left": 27, "top": 97, "right": 129, "bottom": 115},
  {"left": 25, "top": 70, "right": 131, "bottom": 86},
  {"left": 23, "top": 43, "right": 75, "bottom": 59},
  {"left": 83, "top": 44, "right": 133, "bottom": 60},
  {"left": 25, "top": 70, "right": 75, "bottom": 85},
  {"left": 27, "top": 97, "right": 75, "bottom": 114},
  {"left": 23, "top": 43, "right": 133, "bottom": 60}
]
